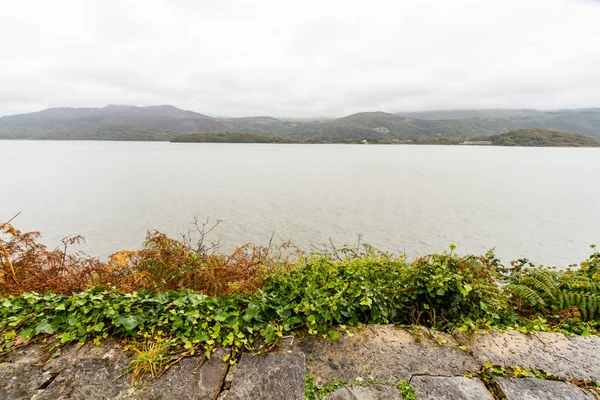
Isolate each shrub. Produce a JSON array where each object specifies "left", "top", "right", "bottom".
[
  {"left": 104, "top": 231, "right": 277, "bottom": 296},
  {"left": 0, "top": 223, "right": 285, "bottom": 297},
  {"left": 254, "top": 246, "right": 510, "bottom": 333},
  {"left": 504, "top": 247, "right": 600, "bottom": 322},
  {"left": 401, "top": 250, "right": 509, "bottom": 327},
  {"left": 0, "top": 224, "right": 105, "bottom": 296},
  {"left": 2, "top": 222, "right": 599, "bottom": 373}
]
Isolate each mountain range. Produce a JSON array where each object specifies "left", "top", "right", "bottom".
[{"left": 2, "top": 105, "right": 600, "bottom": 141}]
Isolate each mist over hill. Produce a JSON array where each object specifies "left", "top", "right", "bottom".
[
  {"left": 0, "top": 105, "right": 226, "bottom": 140},
  {"left": 2, "top": 105, "right": 600, "bottom": 142}
]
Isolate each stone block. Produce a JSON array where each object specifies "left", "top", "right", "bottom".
[
  {"left": 496, "top": 377, "right": 594, "bottom": 400},
  {"left": 324, "top": 384, "right": 403, "bottom": 399},
  {"left": 228, "top": 353, "right": 306, "bottom": 400},
  {"left": 300, "top": 325, "right": 478, "bottom": 385},
  {"left": 137, "top": 347, "right": 230, "bottom": 400},
  {"left": 30, "top": 357, "right": 131, "bottom": 399},
  {"left": 410, "top": 376, "right": 493, "bottom": 400},
  {"left": 0, "top": 363, "right": 56, "bottom": 400},
  {"left": 462, "top": 330, "right": 600, "bottom": 381}
]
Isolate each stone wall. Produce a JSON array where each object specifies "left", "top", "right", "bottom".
[{"left": 1, "top": 326, "right": 599, "bottom": 399}]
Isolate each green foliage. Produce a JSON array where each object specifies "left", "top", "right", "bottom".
[
  {"left": 397, "top": 380, "right": 417, "bottom": 400},
  {"left": 504, "top": 248, "right": 600, "bottom": 322},
  {"left": 1, "top": 245, "right": 600, "bottom": 382},
  {"left": 401, "top": 251, "right": 509, "bottom": 327},
  {"left": 504, "top": 268, "right": 558, "bottom": 307},
  {"left": 304, "top": 375, "right": 319, "bottom": 399},
  {"left": 254, "top": 246, "right": 509, "bottom": 334},
  {"left": 0, "top": 289, "right": 260, "bottom": 357}
]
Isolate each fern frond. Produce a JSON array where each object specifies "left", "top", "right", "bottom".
[
  {"left": 552, "top": 289, "right": 600, "bottom": 321},
  {"left": 504, "top": 284, "right": 546, "bottom": 305},
  {"left": 520, "top": 276, "right": 554, "bottom": 299},
  {"left": 526, "top": 269, "right": 557, "bottom": 290}
]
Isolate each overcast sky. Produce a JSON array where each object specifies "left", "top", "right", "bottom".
[{"left": 1, "top": 0, "right": 600, "bottom": 118}]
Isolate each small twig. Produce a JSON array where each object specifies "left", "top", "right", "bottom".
[
  {"left": 0, "top": 211, "right": 22, "bottom": 231},
  {"left": 328, "top": 239, "right": 341, "bottom": 261},
  {"left": 307, "top": 238, "right": 327, "bottom": 255},
  {"left": 267, "top": 231, "right": 275, "bottom": 252}
]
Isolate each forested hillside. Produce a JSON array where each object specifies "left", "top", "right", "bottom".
[
  {"left": 477, "top": 128, "right": 600, "bottom": 147},
  {"left": 0, "top": 105, "right": 225, "bottom": 140},
  {"left": 170, "top": 132, "right": 299, "bottom": 143},
  {"left": 2, "top": 105, "right": 600, "bottom": 142}
]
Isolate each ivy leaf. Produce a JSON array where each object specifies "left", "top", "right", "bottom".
[
  {"left": 94, "top": 322, "right": 105, "bottom": 332},
  {"left": 35, "top": 322, "right": 54, "bottom": 334},
  {"left": 19, "top": 328, "right": 35, "bottom": 341},
  {"left": 328, "top": 329, "right": 341, "bottom": 341},
  {"left": 115, "top": 316, "right": 140, "bottom": 331},
  {"left": 243, "top": 303, "right": 261, "bottom": 321}
]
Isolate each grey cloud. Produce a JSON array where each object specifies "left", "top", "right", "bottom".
[{"left": 1, "top": 0, "right": 600, "bottom": 118}]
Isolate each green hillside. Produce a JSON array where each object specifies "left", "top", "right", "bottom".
[
  {"left": 478, "top": 128, "right": 600, "bottom": 147},
  {"left": 0, "top": 105, "right": 224, "bottom": 140},
  {"left": 219, "top": 110, "right": 600, "bottom": 142},
  {"left": 2, "top": 105, "right": 600, "bottom": 142},
  {"left": 170, "top": 132, "right": 299, "bottom": 143}
]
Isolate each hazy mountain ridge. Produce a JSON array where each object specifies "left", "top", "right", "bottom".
[
  {"left": 2, "top": 105, "right": 600, "bottom": 141},
  {"left": 0, "top": 105, "right": 226, "bottom": 140}
]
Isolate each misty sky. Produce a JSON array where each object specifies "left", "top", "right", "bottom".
[{"left": 1, "top": 0, "right": 600, "bottom": 118}]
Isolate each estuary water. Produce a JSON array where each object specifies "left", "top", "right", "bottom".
[{"left": 2, "top": 140, "right": 599, "bottom": 266}]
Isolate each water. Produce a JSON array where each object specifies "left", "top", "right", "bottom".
[{"left": 2, "top": 140, "right": 599, "bottom": 266}]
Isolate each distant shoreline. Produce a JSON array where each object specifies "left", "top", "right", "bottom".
[
  {"left": 168, "top": 129, "right": 600, "bottom": 147},
  {"left": 3, "top": 137, "right": 600, "bottom": 148}
]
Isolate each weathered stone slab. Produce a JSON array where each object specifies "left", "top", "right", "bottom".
[
  {"left": 30, "top": 357, "right": 132, "bottom": 400},
  {"left": 227, "top": 352, "right": 306, "bottom": 400},
  {"left": 44, "top": 339, "right": 130, "bottom": 373},
  {"left": 324, "top": 384, "right": 403, "bottom": 399},
  {"left": 8, "top": 338, "right": 133, "bottom": 399},
  {"left": 410, "top": 376, "right": 493, "bottom": 400},
  {"left": 2, "top": 344, "right": 46, "bottom": 365},
  {"left": 300, "top": 325, "right": 478, "bottom": 385},
  {"left": 137, "top": 347, "right": 230, "bottom": 400},
  {"left": 496, "top": 377, "right": 594, "bottom": 400},
  {"left": 461, "top": 330, "right": 600, "bottom": 381},
  {"left": 0, "top": 363, "right": 56, "bottom": 400}
]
